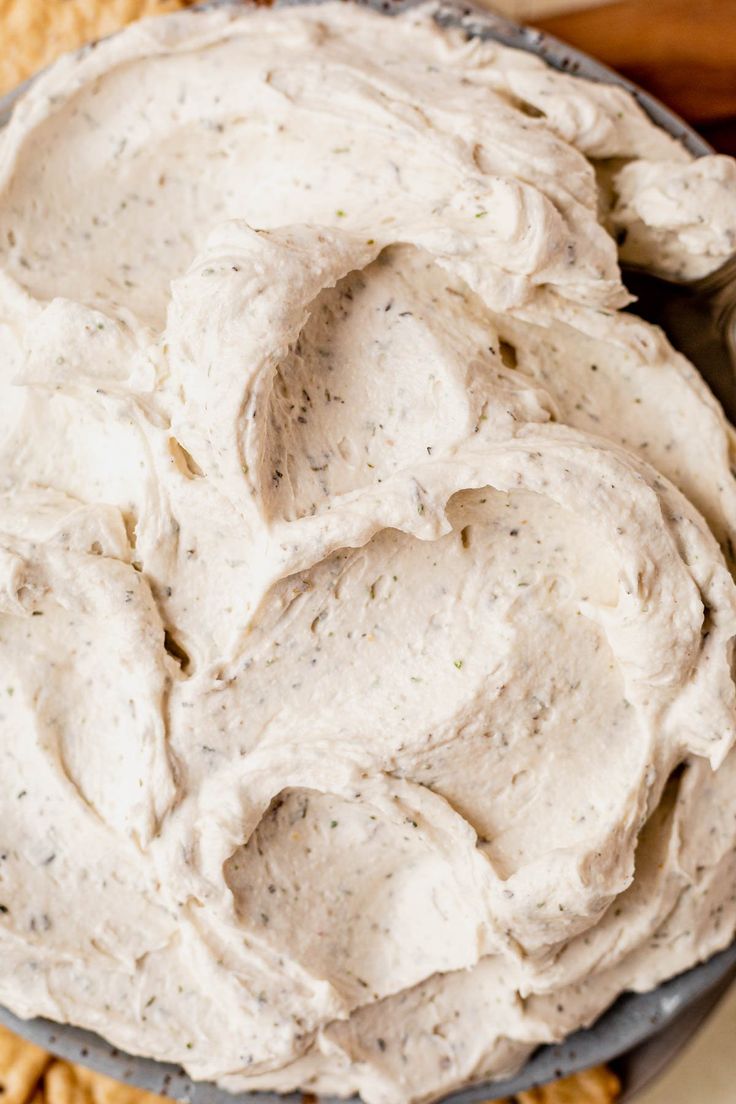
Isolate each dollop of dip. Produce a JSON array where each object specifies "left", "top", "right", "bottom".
[{"left": 1, "top": 4, "right": 736, "bottom": 1102}]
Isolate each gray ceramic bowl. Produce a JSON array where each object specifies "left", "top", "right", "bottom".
[{"left": 1, "top": 1, "right": 734, "bottom": 1100}]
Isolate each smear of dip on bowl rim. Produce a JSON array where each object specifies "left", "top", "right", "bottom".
[{"left": 1, "top": 3, "right": 736, "bottom": 1102}]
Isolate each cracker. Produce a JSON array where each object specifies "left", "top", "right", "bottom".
[
  {"left": 514, "top": 1065, "right": 621, "bottom": 1103},
  {"left": 0, "top": 1024, "right": 52, "bottom": 1104},
  {"left": 43, "top": 1060, "right": 167, "bottom": 1104},
  {"left": 0, "top": 0, "right": 197, "bottom": 96}
]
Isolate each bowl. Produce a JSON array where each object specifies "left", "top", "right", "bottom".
[{"left": 0, "top": 1, "right": 734, "bottom": 1100}]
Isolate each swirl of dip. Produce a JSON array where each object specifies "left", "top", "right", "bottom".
[{"left": 1, "top": 5, "right": 736, "bottom": 1102}]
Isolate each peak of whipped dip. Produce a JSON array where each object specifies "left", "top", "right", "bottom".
[{"left": 1, "top": 4, "right": 736, "bottom": 1102}]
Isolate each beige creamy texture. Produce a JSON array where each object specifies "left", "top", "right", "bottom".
[{"left": 1, "top": 4, "right": 736, "bottom": 1102}]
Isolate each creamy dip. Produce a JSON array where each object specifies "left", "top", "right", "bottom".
[{"left": 1, "top": 4, "right": 736, "bottom": 1102}]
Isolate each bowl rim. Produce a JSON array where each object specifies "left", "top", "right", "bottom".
[{"left": 0, "top": 2, "right": 732, "bottom": 1102}]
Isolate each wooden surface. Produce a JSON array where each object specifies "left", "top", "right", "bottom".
[{"left": 535, "top": 0, "right": 736, "bottom": 153}]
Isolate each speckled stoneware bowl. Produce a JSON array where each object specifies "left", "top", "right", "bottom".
[{"left": 1, "top": 1, "right": 735, "bottom": 1101}]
